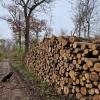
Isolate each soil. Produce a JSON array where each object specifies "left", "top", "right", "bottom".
[{"left": 0, "top": 61, "right": 45, "bottom": 100}]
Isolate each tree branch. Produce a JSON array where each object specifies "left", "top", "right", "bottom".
[{"left": 28, "top": 0, "right": 46, "bottom": 16}]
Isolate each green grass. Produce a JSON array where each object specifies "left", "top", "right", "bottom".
[
  {"left": 11, "top": 62, "right": 59, "bottom": 100},
  {"left": 11, "top": 63, "right": 35, "bottom": 78}
]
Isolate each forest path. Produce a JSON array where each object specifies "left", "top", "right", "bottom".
[{"left": 0, "top": 61, "right": 44, "bottom": 100}]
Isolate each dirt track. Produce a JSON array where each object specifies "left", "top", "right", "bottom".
[
  {"left": 0, "top": 61, "right": 31, "bottom": 100},
  {"left": 0, "top": 61, "right": 45, "bottom": 100}
]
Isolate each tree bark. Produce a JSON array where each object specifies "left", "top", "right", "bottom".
[
  {"left": 78, "top": 23, "right": 81, "bottom": 37},
  {"left": 36, "top": 31, "right": 39, "bottom": 42},
  {"left": 87, "top": 21, "right": 90, "bottom": 39},
  {"left": 25, "top": 16, "right": 30, "bottom": 54},
  {"left": 19, "top": 31, "right": 22, "bottom": 49},
  {"left": 19, "top": 14, "right": 22, "bottom": 49}
]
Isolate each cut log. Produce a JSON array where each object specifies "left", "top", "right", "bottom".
[
  {"left": 69, "top": 36, "right": 78, "bottom": 43},
  {"left": 76, "top": 79, "right": 80, "bottom": 85},
  {"left": 84, "top": 49, "right": 89, "bottom": 54},
  {"left": 86, "top": 59, "right": 94, "bottom": 68},
  {"left": 77, "top": 53, "right": 82, "bottom": 59},
  {"left": 80, "top": 96, "right": 87, "bottom": 100},
  {"left": 88, "top": 88, "right": 95, "bottom": 95},
  {"left": 94, "top": 63, "right": 100, "bottom": 72},
  {"left": 93, "top": 82, "right": 98, "bottom": 87},
  {"left": 80, "top": 87, "right": 87, "bottom": 95},
  {"left": 69, "top": 64, "right": 75, "bottom": 70},
  {"left": 95, "top": 89, "right": 99, "bottom": 94},
  {"left": 73, "top": 42, "right": 81, "bottom": 48},
  {"left": 92, "top": 50, "right": 99, "bottom": 56},
  {"left": 63, "top": 86, "right": 69, "bottom": 95},
  {"left": 93, "top": 95, "right": 100, "bottom": 100},
  {"left": 92, "top": 44, "right": 100, "bottom": 50},
  {"left": 69, "top": 70, "right": 75, "bottom": 79},
  {"left": 85, "top": 83, "right": 92, "bottom": 88},
  {"left": 98, "top": 84, "right": 100, "bottom": 90},
  {"left": 90, "top": 72, "right": 99, "bottom": 82},
  {"left": 76, "top": 93, "right": 82, "bottom": 100},
  {"left": 84, "top": 73, "right": 90, "bottom": 80},
  {"left": 98, "top": 55, "right": 100, "bottom": 60},
  {"left": 83, "top": 64, "right": 89, "bottom": 70}
]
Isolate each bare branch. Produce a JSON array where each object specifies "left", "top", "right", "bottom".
[{"left": 28, "top": 0, "right": 47, "bottom": 16}]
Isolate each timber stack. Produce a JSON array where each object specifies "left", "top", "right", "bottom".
[{"left": 25, "top": 36, "right": 100, "bottom": 100}]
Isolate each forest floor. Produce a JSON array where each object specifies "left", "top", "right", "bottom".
[{"left": 0, "top": 60, "right": 45, "bottom": 100}]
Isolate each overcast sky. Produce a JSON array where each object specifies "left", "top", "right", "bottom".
[{"left": 0, "top": 0, "right": 74, "bottom": 39}]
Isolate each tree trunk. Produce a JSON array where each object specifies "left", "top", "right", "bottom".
[
  {"left": 83, "top": 24, "right": 86, "bottom": 38},
  {"left": 87, "top": 21, "right": 90, "bottom": 39},
  {"left": 19, "top": 31, "right": 21, "bottom": 49},
  {"left": 78, "top": 24, "right": 81, "bottom": 37},
  {"left": 36, "top": 31, "right": 39, "bottom": 42},
  {"left": 25, "top": 17, "right": 30, "bottom": 54},
  {"left": 18, "top": 14, "right": 22, "bottom": 49}
]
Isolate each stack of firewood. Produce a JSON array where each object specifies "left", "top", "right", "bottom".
[{"left": 25, "top": 36, "right": 100, "bottom": 100}]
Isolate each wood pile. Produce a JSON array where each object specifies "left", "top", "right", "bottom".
[{"left": 25, "top": 36, "right": 100, "bottom": 100}]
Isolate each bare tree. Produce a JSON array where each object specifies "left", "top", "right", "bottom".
[
  {"left": 72, "top": 0, "right": 97, "bottom": 38},
  {"left": 83, "top": 0, "right": 97, "bottom": 38},
  {"left": 2, "top": 4, "right": 24, "bottom": 49},
  {"left": 11, "top": 0, "right": 54, "bottom": 53}
]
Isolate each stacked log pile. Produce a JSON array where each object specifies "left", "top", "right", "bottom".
[{"left": 25, "top": 36, "right": 100, "bottom": 100}]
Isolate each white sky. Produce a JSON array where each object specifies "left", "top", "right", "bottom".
[{"left": 0, "top": 0, "right": 74, "bottom": 39}]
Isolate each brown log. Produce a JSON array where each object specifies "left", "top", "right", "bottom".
[
  {"left": 86, "top": 79, "right": 91, "bottom": 84},
  {"left": 86, "top": 59, "right": 94, "bottom": 68},
  {"left": 69, "top": 36, "right": 78, "bottom": 43},
  {"left": 57, "top": 36, "right": 69, "bottom": 47},
  {"left": 84, "top": 49, "right": 89, "bottom": 54},
  {"left": 98, "top": 55, "right": 100, "bottom": 60},
  {"left": 73, "top": 42, "right": 81, "bottom": 48},
  {"left": 92, "top": 50, "right": 99, "bottom": 56},
  {"left": 80, "top": 79, "right": 85, "bottom": 86},
  {"left": 93, "top": 82, "right": 98, "bottom": 87},
  {"left": 75, "top": 86, "right": 80, "bottom": 93},
  {"left": 76, "top": 79, "right": 80, "bottom": 85},
  {"left": 69, "top": 70, "right": 75, "bottom": 80},
  {"left": 65, "top": 72, "right": 69, "bottom": 77},
  {"left": 90, "top": 72, "right": 99, "bottom": 82},
  {"left": 72, "top": 60, "right": 77, "bottom": 65},
  {"left": 84, "top": 73, "right": 90, "bottom": 80},
  {"left": 83, "top": 64, "right": 89, "bottom": 70},
  {"left": 92, "top": 44, "right": 100, "bottom": 50},
  {"left": 93, "top": 95, "right": 100, "bottom": 100},
  {"left": 76, "top": 93, "right": 82, "bottom": 100},
  {"left": 69, "top": 64, "right": 75, "bottom": 70},
  {"left": 80, "top": 87, "right": 87, "bottom": 95},
  {"left": 98, "top": 84, "right": 100, "bottom": 90},
  {"left": 85, "top": 84, "right": 92, "bottom": 88},
  {"left": 72, "top": 86, "right": 75, "bottom": 93},
  {"left": 69, "top": 78, "right": 74, "bottom": 84},
  {"left": 88, "top": 88, "right": 95, "bottom": 95},
  {"left": 63, "top": 86, "right": 69, "bottom": 95},
  {"left": 95, "top": 89, "right": 99, "bottom": 94},
  {"left": 80, "top": 96, "right": 87, "bottom": 100},
  {"left": 77, "top": 53, "right": 82, "bottom": 59},
  {"left": 94, "top": 63, "right": 100, "bottom": 72},
  {"left": 81, "top": 42, "right": 92, "bottom": 49}
]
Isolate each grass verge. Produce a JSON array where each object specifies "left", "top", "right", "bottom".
[{"left": 11, "top": 62, "right": 60, "bottom": 100}]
